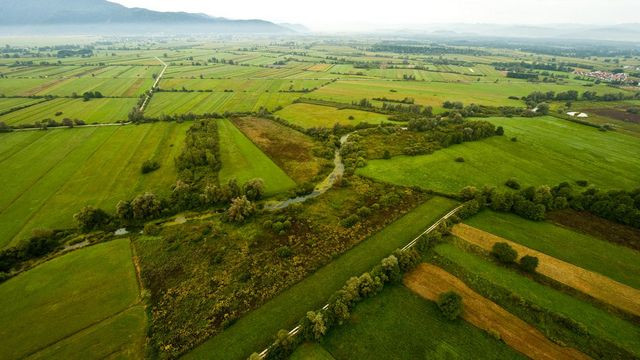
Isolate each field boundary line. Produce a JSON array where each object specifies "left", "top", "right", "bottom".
[{"left": 256, "top": 203, "right": 462, "bottom": 358}]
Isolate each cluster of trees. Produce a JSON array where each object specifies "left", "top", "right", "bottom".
[
  {"left": 175, "top": 120, "right": 221, "bottom": 186},
  {"left": 381, "top": 102, "right": 431, "bottom": 116},
  {"left": 369, "top": 44, "right": 489, "bottom": 56},
  {"left": 491, "top": 242, "right": 539, "bottom": 273},
  {"left": 459, "top": 182, "right": 572, "bottom": 221},
  {"left": 493, "top": 61, "right": 575, "bottom": 73},
  {"left": 459, "top": 180, "right": 640, "bottom": 228},
  {"left": 372, "top": 97, "right": 415, "bottom": 104},
  {"left": 523, "top": 90, "right": 640, "bottom": 106},
  {"left": 256, "top": 248, "right": 422, "bottom": 360},
  {"left": 0, "top": 229, "right": 67, "bottom": 276},
  {"left": 572, "top": 187, "right": 640, "bottom": 228},
  {"left": 73, "top": 91, "right": 103, "bottom": 101}
]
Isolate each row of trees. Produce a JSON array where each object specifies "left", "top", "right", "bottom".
[
  {"left": 524, "top": 90, "right": 640, "bottom": 107},
  {"left": 458, "top": 181, "right": 640, "bottom": 228},
  {"left": 256, "top": 248, "right": 423, "bottom": 359}
]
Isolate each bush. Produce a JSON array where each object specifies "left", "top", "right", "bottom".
[
  {"left": 455, "top": 157, "right": 465, "bottom": 162},
  {"left": 226, "top": 196, "right": 255, "bottom": 223},
  {"left": 520, "top": 255, "right": 539, "bottom": 272},
  {"left": 131, "top": 192, "right": 162, "bottom": 220},
  {"left": 141, "top": 159, "right": 161, "bottom": 174},
  {"left": 276, "top": 246, "right": 292, "bottom": 258},
  {"left": 576, "top": 180, "right": 589, "bottom": 187},
  {"left": 73, "top": 206, "right": 110, "bottom": 232},
  {"left": 505, "top": 178, "right": 521, "bottom": 190},
  {"left": 243, "top": 178, "right": 265, "bottom": 201},
  {"left": 510, "top": 137, "right": 518, "bottom": 142},
  {"left": 495, "top": 126, "right": 504, "bottom": 136},
  {"left": 492, "top": 242, "right": 518, "bottom": 263},
  {"left": 437, "top": 291, "right": 463, "bottom": 320},
  {"left": 356, "top": 206, "right": 372, "bottom": 218},
  {"left": 340, "top": 214, "right": 360, "bottom": 228},
  {"left": 144, "top": 223, "right": 161, "bottom": 236}
]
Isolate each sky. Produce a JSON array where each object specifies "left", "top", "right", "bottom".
[{"left": 110, "top": 0, "right": 639, "bottom": 32}]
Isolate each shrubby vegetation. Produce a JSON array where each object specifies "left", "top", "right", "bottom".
[
  {"left": 437, "top": 291, "right": 463, "bottom": 320},
  {"left": 258, "top": 248, "right": 422, "bottom": 359}
]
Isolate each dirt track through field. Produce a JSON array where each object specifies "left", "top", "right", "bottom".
[
  {"left": 452, "top": 223, "right": 640, "bottom": 317},
  {"left": 404, "top": 263, "right": 590, "bottom": 360}
]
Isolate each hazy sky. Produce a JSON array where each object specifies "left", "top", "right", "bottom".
[{"left": 110, "top": 0, "right": 638, "bottom": 31}]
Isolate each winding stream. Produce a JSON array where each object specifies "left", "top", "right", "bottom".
[{"left": 264, "top": 133, "right": 350, "bottom": 210}]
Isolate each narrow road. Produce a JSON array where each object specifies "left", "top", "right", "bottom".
[{"left": 139, "top": 56, "right": 168, "bottom": 111}]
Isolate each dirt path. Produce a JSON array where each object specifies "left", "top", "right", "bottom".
[
  {"left": 452, "top": 223, "right": 640, "bottom": 317},
  {"left": 405, "top": 263, "right": 590, "bottom": 360}
]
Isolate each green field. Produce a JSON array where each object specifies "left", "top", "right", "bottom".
[
  {"left": 0, "top": 97, "right": 137, "bottom": 125},
  {"left": 466, "top": 211, "right": 640, "bottom": 290},
  {"left": 0, "top": 75, "right": 153, "bottom": 97},
  {"left": 0, "top": 122, "right": 189, "bottom": 247},
  {"left": 358, "top": 116, "right": 640, "bottom": 194},
  {"left": 0, "top": 239, "right": 144, "bottom": 359},
  {"left": 0, "top": 97, "right": 43, "bottom": 114},
  {"left": 186, "top": 196, "right": 458, "bottom": 360},
  {"left": 289, "top": 343, "right": 335, "bottom": 360},
  {"left": 320, "top": 285, "right": 525, "bottom": 360},
  {"left": 275, "top": 103, "right": 391, "bottom": 128},
  {"left": 435, "top": 243, "right": 640, "bottom": 356},
  {"left": 307, "top": 80, "right": 620, "bottom": 110},
  {"left": 158, "top": 78, "right": 328, "bottom": 92},
  {"left": 218, "top": 118, "right": 296, "bottom": 195},
  {"left": 144, "top": 91, "right": 301, "bottom": 117}
]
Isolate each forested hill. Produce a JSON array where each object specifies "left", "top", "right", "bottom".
[{"left": 0, "top": 0, "right": 290, "bottom": 33}]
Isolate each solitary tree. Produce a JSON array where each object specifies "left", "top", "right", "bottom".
[
  {"left": 492, "top": 242, "right": 518, "bottom": 264},
  {"left": 520, "top": 255, "right": 539, "bottom": 272},
  {"left": 438, "top": 291, "right": 463, "bottom": 320},
  {"left": 73, "top": 206, "right": 110, "bottom": 232}
]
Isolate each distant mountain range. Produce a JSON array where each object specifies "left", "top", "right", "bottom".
[
  {"left": 390, "top": 23, "right": 640, "bottom": 43},
  {"left": 0, "top": 0, "right": 293, "bottom": 34}
]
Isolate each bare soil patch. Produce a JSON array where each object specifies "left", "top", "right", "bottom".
[
  {"left": 232, "top": 117, "right": 325, "bottom": 183},
  {"left": 547, "top": 209, "right": 640, "bottom": 251},
  {"left": 587, "top": 108, "right": 640, "bottom": 124},
  {"left": 405, "top": 263, "right": 589, "bottom": 360},
  {"left": 452, "top": 223, "right": 640, "bottom": 317}
]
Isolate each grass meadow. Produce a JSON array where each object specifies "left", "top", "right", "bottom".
[
  {"left": 275, "top": 103, "right": 391, "bottom": 128},
  {"left": 435, "top": 243, "right": 640, "bottom": 357},
  {"left": 0, "top": 97, "right": 138, "bottom": 125},
  {"left": 0, "top": 98, "right": 44, "bottom": 113},
  {"left": 0, "top": 239, "right": 142, "bottom": 359},
  {"left": 186, "top": 196, "right": 458, "bottom": 360},
  {"left": 144, "top": 92, "right": 301, "bottom": 117},
  {"left": 357, "top": 116, "right": 640, "bottom": 194},
  {"left": 0, "top": 122, "right": 189, "bottom": 247},
  {"left": 307, "top": 80, "right": 621, "bottom": 110},
  {"left": 466, "top": 211, "right": 640, "bottom": 290},
  {"left": 218, "top": 118, "right": 297, "bottom": 195},
  {"left": 320, "top": 285, "right": 525, "bottom": 360}
]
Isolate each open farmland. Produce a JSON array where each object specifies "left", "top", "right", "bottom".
[
  {"left": 306, "top": 79, "right": 621, "bottom": 110},
  {"left": 0, "top": 239, "right": 143, "bottom": 359},
  {"left": 144, "top": 91, "right": 300, "bottom": 117},
  {"left": 275, "top": 103, "right": 391, "bottom": 128},
  {"left": 463, "top": 211, "right": 640, "bottom": 290},
  {"left": 0, "top": 97, "right": 137, "bottom": 125},
  {"left": 217, "top": 118, "right": 297, "bottom": 195},
  {"left": 0, "top": 122, "right": 189, "bottom": 247},
  {"left": 231, "top": 117, "right": 329, "bottom": 184},
  {"left": 434, "top": 243, "right": 640, "bottom": 357},
  {"left": 1, "top": 26, "right": 640, "bottom": 360},
  {"left": 358, "top": 116, "right": 640, "bottom": 194},
  {"left": 319, "top": 285, "right": 525, "bottom": 360},
  {"left": 405, "top": 263, "right": 588, "bottom": 360}
]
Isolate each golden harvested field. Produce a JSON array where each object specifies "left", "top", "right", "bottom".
[
  {"left": 404, "top": 263, "right": 589, "bottom": 360},
  {"left": 452, "top": 223, "right": 640, "bottom": 317}
]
